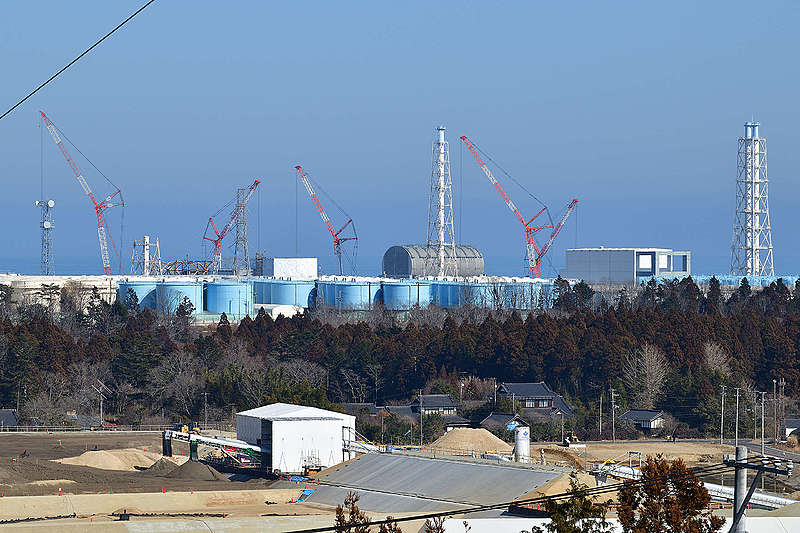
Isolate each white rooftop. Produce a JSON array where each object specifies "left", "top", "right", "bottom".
[{"left": 237, "top": 402, "right": 352, "bottom": 421}]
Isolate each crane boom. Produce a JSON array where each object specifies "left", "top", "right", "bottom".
[
  {"left": 460, "top": 135, "right": 553, "bottom": 278},
  {"left": 535, "top": 199, "right": 578, "bottom": 277},
  {"left": 295, "top": 165, "right": 357, "bottom": 275},
  {"left": 203, "top": 179, "right": 260, "bottom": 274},
  {"left": 40, "top": 110, "right": 124, "bottom": 275}
]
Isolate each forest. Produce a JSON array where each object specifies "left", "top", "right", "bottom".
[{"left": 0, "top": 275, "right": 798, "bottom": 442}]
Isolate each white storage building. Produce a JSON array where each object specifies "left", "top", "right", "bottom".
[
  {"left": 236, "top": 403, "right": 356, "bottom": 475},
  {"left": 560, "top": 247, "right": 691, "bottom": 285}
]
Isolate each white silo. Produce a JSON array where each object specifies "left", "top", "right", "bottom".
[{"left": 514, "top": 426, "right": 530, "bottom": 463}]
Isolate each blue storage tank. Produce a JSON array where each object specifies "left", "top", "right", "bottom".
[
  {"left": 117, "top": 281, "right": 157, "bottom": 309},
  {"left": 382, "top": 281, "right": 432, "bottom": 310},
  {"left": 154, "top": 281, "right": 203, "bottom": 314},
  {"left": 271, "top": 280, "right": 316, "bottom": 307},
  {"left": 206, "top": 281, "right": 254, "bottom": 316},
  {"left": 318, "top": 280, "right": 379, "bottom": 309}
]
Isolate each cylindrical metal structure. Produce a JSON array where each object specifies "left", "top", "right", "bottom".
[
  {"left": 205, "top": 280, "right": 253, "bottom": 316},
  {"left": 382, "top": 280, "right": 432, "bottom": 310},
  {"left": 154, "top": 281, "right": 203, "bottom": 314},
  {"left": 514, "top": 426, "right": 530, "bottom": 463},
  {"left": 382, "top": 244, "right": 484, "bottom": 278},
  {"left": 117, "top": 280, "right": 157, "bottom": 309},
  {"left": 253, "top": 279, "right": 315, "bottom": 308},
  {"left": 318, "top": 280, "right": 379, "bottom": 309}
]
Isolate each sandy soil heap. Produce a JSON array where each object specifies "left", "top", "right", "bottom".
[
  {"left": 517, "top": 472, "right": 605, "bottom": 501},
  {"left": 54, "top": 448, "right": 182, "bottom": 471},
  {"left": 166, "top": 461, "right": 229, "bottom": 482},
  {"left": 430, "top": 428, "right": 512, "bottom": 454}
]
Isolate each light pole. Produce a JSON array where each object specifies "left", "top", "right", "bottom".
[
  {"left": 773, "top": 379, "right": 778, "bottom": 442},
  {"left": 760, "top": 391, "right": 766, "bottom": 456},
  {"left": 720, "top": 385, "right": 727, "bottom": 445}
]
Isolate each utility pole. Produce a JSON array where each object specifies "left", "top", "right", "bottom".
[
  {"left": 493, "top": 378, "right": 497, "bottom": 406},
  {"left": 203, "top": 392, "right": 208, "bottom": 431},
  {"left": 760, "top": 391, "right": 766, "bottom": 456},
  {"left": 419, "top": 390, "right": 423, "bottom": 446},
  {"left": 599, "top": 393, "right": 603, "bottom": 440},
  {"left": 753, "top": 390, "right": 758, "bottom": 442},
  {"left": 560, "top": 412, "right": 564, "bottom": 443},
  {"left": 773, "top": 379, "right": 778, "bottom": 442},
  {"left": 780, "top": 377, "right": 786, "bottom": 441},
  {"left": 720, "top": 385, "right": 727, "bottom": 445},
  {"left": 734, "top": 387, "right": 740, "bottom": 447},
  {"left": 610, "top": 387, "right": 618, "bottom": 443},
  {"left": 725, "top": 446, "right": 792, "bottom": 533}
]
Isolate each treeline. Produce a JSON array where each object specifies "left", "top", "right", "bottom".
[{"left": 0, "top": 276, "right": 798, "bottom": 438}]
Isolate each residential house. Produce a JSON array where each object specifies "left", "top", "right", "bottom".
[
  {"left": 619, "top": 409, "right": 665, "bottom": 431},
  {"left": 0, "top": 409, "right": 18, "bottom": 429},
  {"left": 479, "top": 412, "right": 526, "bottom": 431},
  {"left": 497, "top": 382, "right": 574, "bottom": 419}
]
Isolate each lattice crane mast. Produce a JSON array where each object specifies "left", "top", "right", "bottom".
[
  {"left": 203, "top": 179, "right": 260, "bottom": 274},
  {"left": 535, "top": 198, "right": 578, "bottom": 278},
  {"left": 295, "top": 165, "right": 357, "bottom": 275},
  {"left": 460, "top": 135, "right": 552, "bottom": 278},
  {"left": 40, "top": 110, "right": 124, "bottom": 275}
]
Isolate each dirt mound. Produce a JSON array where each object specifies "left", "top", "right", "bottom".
[
  {"left": 55, "top": 448, "right": 166, "bottom": 471},
  {"left": 27, "top": 479, "right": 77, "bottom": 487},
  {"left": 166, "top": 461, "right": 229, "bottom": 482},
  {"left": 430, "top": 428, "right": 512, "bottom": 454},
  {"left": 533, "top": 446, "right": 584, "bottom": 469},
  {"left": 517, "top": 472, "right": 603, "bottom": 501},
  {"left": 146, "top": 458, "right": 178, "bottom": 475}
]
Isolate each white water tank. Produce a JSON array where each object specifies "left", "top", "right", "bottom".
[{"left": 514, "top": 426, "right": 530, "bottom": 463}]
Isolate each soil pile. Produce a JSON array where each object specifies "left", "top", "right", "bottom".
[
  {"left": 55, "top": 448, "right": 166, "bottom": 471},
  {"left": 146, "top": 458, "right": 178, "bottom": 475},
  {"left": 516, "top": 472, "right": 601, "bottom": 501},
  {"left": 430, "top": 428, "right": 512, "bottom": 454},
  {"left": 166, "top": 461, "right": 229, "bottom": 482}
]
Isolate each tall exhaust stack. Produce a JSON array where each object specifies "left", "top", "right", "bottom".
[
  {"left": 426, "top": 126, "right": 457, "bottom": 276},
  {"left": 731, "top": 121, "right": 774, "bottom": 276}
]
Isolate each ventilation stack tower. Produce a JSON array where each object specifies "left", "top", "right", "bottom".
[
  {"left": 426, "top": 126, "right": 457, "bottom": 277},
  {"left": 130, "top": 235, "right": 162, "bottom": 275},
  {"left": 233, "top": 187, "right": 251, "bottom": 277},
  {"left": 731, "top": 122, "right": 773, "bottom": 276}
]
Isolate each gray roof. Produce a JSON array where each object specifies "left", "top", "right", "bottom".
[
  {"left": 382, "top": 244, "right": 484, "bottom": 278},
  {"left": 498, "top": 382, "right": 574, "bottom": 417},
  {"left": 341, "top": 403, "right": 381, "bottom": 417},
  {"left": 620, "top": 409, "right": 664, "bottom": 422},
  {"left": 785, "top": 415, "right": 800, "bottom": 427},
  {"left": 412, "top": 394, "right": 460, "bottom": 409},
  {"left": 442, "top": 415, "right": 470, "bottom": 426},
  {"left": 480, "top": 412, "right": 525, "bottom": 428},
  {"left": 0, "top": 409, "right": 18, "bottom": 427},
  {"left": 306, "top": 453, "right": 559, "bottom": 511},
  {"left": 384, "top": 405, "right": 415, "bottom": 418}
]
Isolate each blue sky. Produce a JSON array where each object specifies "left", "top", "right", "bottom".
[{"left": 1, "top": 2, "right": 799, "bottom": 277}]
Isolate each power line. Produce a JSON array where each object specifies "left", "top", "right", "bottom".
[{"left": 0, "top": 0, "right": 157, "bottom": 122}]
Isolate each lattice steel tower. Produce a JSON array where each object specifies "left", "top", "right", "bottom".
[
  {"left": 731, "top": 122, "right": 773, "bottom": 276},
  {"left": 35, "top": 199, "right": 55, "bottom": 275},
  {"left": 232, "top": 187, "right": 251, "bottom": 276},
  {"left": 426, "top": 126, "right": 457, "bottom": 276}
]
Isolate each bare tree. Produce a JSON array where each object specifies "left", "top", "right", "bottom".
[
  {"left": 703, "top": 341, "right": 731, "bottom": 378},
  {"left": 622, "top": 344, "right": 669, "bottom": 409},
  {"left": 339, "top": 369, "right": 368, "bottom": 403},
  {"left": 148, "top": 350, "right": 202, "bottom": 418},
  {"left": 277, "top": 359, "right": 327, "bottom": 389}
]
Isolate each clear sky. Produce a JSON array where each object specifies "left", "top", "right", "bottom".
[{"left": 1, "top": 1, "right": 799, "bottom": 277}]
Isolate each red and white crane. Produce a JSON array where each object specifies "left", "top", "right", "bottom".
[
  {"left": 295, "top": 165, "right": 357, "bottom": 275},
  {"left": 203, "top": 179, "right": 261, "bottom": 274},
  {"left": 40, "top": 110, "right": 124, "bottom": 275},
  {"left": 460, "top": 135, "right": 577, "bottom": 278}
]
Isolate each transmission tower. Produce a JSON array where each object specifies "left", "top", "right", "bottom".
[
  {"left": 35, "top": 199, "right": 55, "bottom": 275},
  {"left": 731, "top": 122, "right": 773, "bottom": 276},
  {"left": 426, "top": 126, "right": 457, "bottom": 277},
  {"left": 232, "top": 187, "right": 251, "bottom": 276}
]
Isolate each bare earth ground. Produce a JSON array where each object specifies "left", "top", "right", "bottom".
[{"left": 0, "top": 432, "right": 275, "bottom": 496}]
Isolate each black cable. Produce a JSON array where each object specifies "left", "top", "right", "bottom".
[
  {"left": 288, "top": 460, "right": 736, "bottom": 533},
  {"left": 0, "top": 0, "right": 156, "bottom": 122}
]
